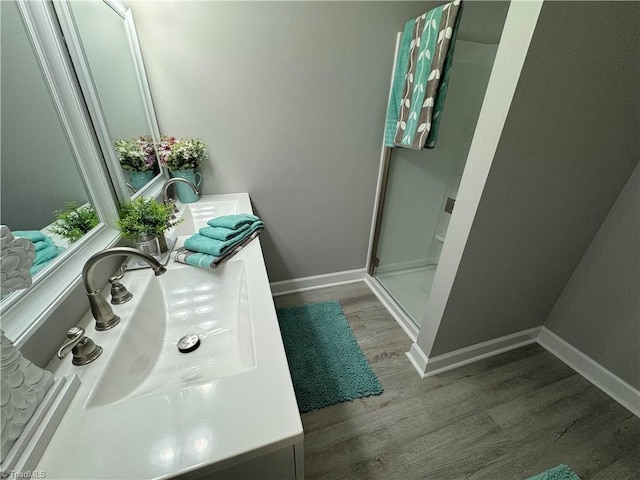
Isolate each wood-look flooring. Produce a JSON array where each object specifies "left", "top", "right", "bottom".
[{"left": 273, "top": 282, "right": 640, "bottom": 480}]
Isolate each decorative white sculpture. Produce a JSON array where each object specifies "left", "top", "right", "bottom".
[
  {"left": 0, "top": 226, "right": 35, "bottom": 296},
  {"left": 0, "top": 332, "right": 54, "bottom": 460}
]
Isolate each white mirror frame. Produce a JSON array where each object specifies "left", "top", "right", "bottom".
[
  {"left": 2, "top": 0, "right": 122, "bottom": 347},
  {"left": 53, "top": 0, "right": 166, "bottom": 205}
]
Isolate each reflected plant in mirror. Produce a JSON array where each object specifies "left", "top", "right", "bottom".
[
  {"left": 50, "top": 202, "right": 100, "bottom": 244},
  {"left": 114, "top": 136, "right": 159, "bottom": 192}
]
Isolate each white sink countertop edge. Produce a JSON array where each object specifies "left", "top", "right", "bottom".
[{"left": 36, "top": 193, "right": 303, "bottom": 480}]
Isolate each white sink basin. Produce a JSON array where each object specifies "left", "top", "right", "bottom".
[
  {"left": 86, "top": 260, "right": 256, "bottom": 408},
  {"left": 172, "top": 199, "right": 239, "bottom": 236},
  {"left": 38, "top": 194, "right": 303, "bottom": 480}
]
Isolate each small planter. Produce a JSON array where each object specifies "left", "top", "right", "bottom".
[
  {"left": 169, "top": 169, "right": 202, "bottom": 203},
  {"left": 128, "top": 170, "right": 155, "bottom": 191},
  {"left": 132, "top": 234, "right": 161, "bottom": 258},
  {"left": 117, "top": 197, "right": 181, "bottom": 256}
]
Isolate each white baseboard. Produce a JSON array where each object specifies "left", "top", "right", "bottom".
[
  {"left": 270, "top": 268, "right": 366, "bottom": 297},
  {"left": 415, "top": 327, "right": 541, "bottom": 377},
  {"left": 364, "top": 275, "right": 419, "bottom": 342},
  {"left": 406, "top": 343, "right": 429, "bottom": 378},
  {"left": 402, "top": 325, "right": 639, "bottom": 418},
  {"left": 538, "top": 327, "right": 640, "bottom": 417}
]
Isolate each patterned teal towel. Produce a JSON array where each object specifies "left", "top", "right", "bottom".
[
  {"left": 174, "top": 230, "right": 260, "bottom": 269},
  {"left": 384, "top": 1, "right": 463, "bottom": 150},
  {"left": 384, "top": 19, "right": 415, "bottom": 147},
  {"left": 526, "top": 464, "right": 581, "bottom": 480}
]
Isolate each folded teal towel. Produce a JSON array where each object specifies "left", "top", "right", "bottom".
[
  {"left": 175, "top": 230, "right": 261, "bottom": 269},
  {"left": 29, "top": 245, "right": 64, "bottom": 275},
  {"left": 184, "top": 221, "right": 263, "bottom": 257},
  {"left": 34, "top": 237, "right": 55, "bottom": 252},
  {"left": 14, "top": 230, "right": 48, "bottom": 243},
  {"left": 199, "top": 224, "right": 251, "bottom": 242},
  {"left": 207, "top": 214, "right": 260, "bottom": 230}
]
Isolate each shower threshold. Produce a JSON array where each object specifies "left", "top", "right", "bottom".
[{"left": 373, "top": 264, "right": 437, "bottom": 330}]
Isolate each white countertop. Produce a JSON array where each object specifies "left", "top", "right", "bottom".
[{"left": 37, "top": 193, "right": 303, "bottom": 479}]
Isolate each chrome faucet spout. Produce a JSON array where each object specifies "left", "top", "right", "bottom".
[
  {"left": 82, "top": 247, "right": 167, "bottom": 331},
  {"left": 162, "top": 178, "right": 199, "bottom": 205}
]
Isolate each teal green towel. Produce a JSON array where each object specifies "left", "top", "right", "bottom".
[
  {"left": 14, "top": 230, "right": 48, "bottom": 243},
  {"left": 199, "top": 224, "right": 251, "bottom": 242},
  {"left": 184, "top": 221, "right": 263, "bottom": 257},
  {"left": 34, "top": 238, "right": 54, "bottom": 252},
  {"left": 175, "top": 231, "right": 261, "bottom": 269},
  {"left": 206, "top": 214, "right": 260, "bottom": 230},
  {"left": 29, "top": 245, "right": 64, "bottom": 275}
]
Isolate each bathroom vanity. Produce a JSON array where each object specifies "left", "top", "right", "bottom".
[{"left": 36, "top": 194, "right": 304, "bottom": 479}]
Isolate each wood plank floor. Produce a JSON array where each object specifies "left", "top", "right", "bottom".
[{"left": 273, "top": 282, "right": 640, "bottom": 480}]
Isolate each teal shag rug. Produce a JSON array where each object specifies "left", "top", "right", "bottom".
[
  {"left": 526, "top": 464, "right": 581, "bottom": 480},
  {"left": 276, "top": 301, "right": 383, "bottom": 413}
]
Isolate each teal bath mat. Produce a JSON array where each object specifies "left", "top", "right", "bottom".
[
  {"left": 276, "top": 301, "right": 383, "bottom": 413},
  {"left": 526, "top": 464, "right": 581, "bottom": 480}
]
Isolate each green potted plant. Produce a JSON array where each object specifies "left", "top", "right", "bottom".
[
  {"left": 117, "top": 197, "right": 181, "bottom": 254},
  {"left": 50, "top": 202, "right": 99, "bottom": 243},
  {"left": 159, "top": 136, "right": 209, "bottom": 203},
  {"left": 114, "top": 136, "right": 158, "bottom": 191}
]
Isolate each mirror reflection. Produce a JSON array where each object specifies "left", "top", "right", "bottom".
[
  {"left": 65, "top": 0, "right": 161, "bottom": 194},
  {"left": 1, "top": 0, "right": 97, "bottom": 291}
]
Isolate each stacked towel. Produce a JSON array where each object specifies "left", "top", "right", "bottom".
[
  {"left": 176, "top": 214, "right": 264, "bottom": 269},
  {"left": 13, "top": 230, "right": 65, "bottom": 275},
  {"left": 384, "top": 0, "right": 463, "bottom": 150}
]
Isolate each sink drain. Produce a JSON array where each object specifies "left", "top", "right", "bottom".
[{"left": 177, "top": 333, "right": 200, "bottom": 353}]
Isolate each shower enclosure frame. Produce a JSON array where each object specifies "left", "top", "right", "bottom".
[{"left": 365, "top": 0, "right": 544, "bottom": 374}]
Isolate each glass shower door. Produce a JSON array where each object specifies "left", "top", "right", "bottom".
[{"left": 372, "top": 40, "right": 498, "bottom": 328}]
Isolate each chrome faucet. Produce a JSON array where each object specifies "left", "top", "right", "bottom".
[
  {"left": 82, "top": 247, "right": 166, "bottom": 331},
  {"left": 162, "top": 178, "right": 199, "bottom": 213}
]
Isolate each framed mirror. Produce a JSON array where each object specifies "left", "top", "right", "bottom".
[
  {"left": 53, "top": 0, "right": 165, "bottom": 203},
  {"left": 1, "top": 0, "right": 96, "bottom": 256},
  {"left": 1, "top": 0, "right": 163, "bottom": 346}
]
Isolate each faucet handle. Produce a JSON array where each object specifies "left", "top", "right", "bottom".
[
  {"left": 58, "top": 327, "right": 102, "bottom": 366},
  {"left": 58, "top": 327, "right": 84, "bottom": 359}
]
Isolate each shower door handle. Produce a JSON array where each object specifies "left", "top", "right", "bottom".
[{"left": 444, "top": 197, "right": 455, "bottom": 214}]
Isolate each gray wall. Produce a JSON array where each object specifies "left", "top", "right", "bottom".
[
  {"left": 429, "top": 1, "right": 639, "bottom": 355},
  {"left": 130, "top": 1, "right": 508, "bottom": 282},
  {"left": 544, "top": 164, "right": 640, "bottom": 389}
]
